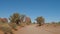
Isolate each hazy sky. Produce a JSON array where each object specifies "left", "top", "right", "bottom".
[{"left": 0, "top": 0, "right": 60, "bottom": 23}]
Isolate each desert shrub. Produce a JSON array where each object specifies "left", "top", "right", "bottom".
[
  {"left": 19, "top": 23, "right": 25, "bottom": 27},
  {"left": 36, "top": 16, "right": 45, "bottom": 26},
  {"left": 55, "top": 22, "right": 60, "bottom": 25},
  {"left": 9, "top": 13, "right": 21, "bottom": 25},
  {"left": 0, "top": 22, "right": 13, "bottom": 34},
  {"left": 9, "top": 23, "right": 18, "bottom": 31},
  {"left": 9, "top": 13, "right": 26, "bottom": 26},
  {"left": 58, "top": 22, "right": 60, "bottom": 24}
]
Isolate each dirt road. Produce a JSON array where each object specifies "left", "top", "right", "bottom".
[{"left": 14, "top": 24, "right": 60, "bottom": 34}]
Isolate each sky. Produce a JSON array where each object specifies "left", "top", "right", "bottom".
[{"left": 0, "top": 0, "right": 60, "bottom": 23}]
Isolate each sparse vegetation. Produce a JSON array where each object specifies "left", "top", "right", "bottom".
[
  {"left": 9, "top": 13, "right": 21, "bottom": 25},
  {"left": 0, "top": 13, "right": 60, "bottom": 34},
  {"left": 0, "top": 22, "right": 13, "bottom": 34},
  {"left": 36, "top": 16, "right": 45, "bottom": 26}
]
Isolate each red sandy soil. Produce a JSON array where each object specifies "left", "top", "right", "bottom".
[{"left": 0, "top": 24, "right": 60, "bottom": 34}]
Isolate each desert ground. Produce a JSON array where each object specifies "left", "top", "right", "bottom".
[{"left": 0, "top": 24, "right": 60, "bottom": 34}]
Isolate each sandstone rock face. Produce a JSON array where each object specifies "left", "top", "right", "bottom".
[
  {"left": 25, "top": 17, "right": 31, "bottom": 25},
  {"left": 0, "top": 18, "right": 8, "bottom": 23}
]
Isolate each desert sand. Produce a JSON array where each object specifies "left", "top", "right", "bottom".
[{"left": 0, "top": 24, "right": 60, "bottom": 34}]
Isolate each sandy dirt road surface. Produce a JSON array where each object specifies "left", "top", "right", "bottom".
[
  {"left": 14, "top": 24, "right": 60, "bottom": 34},
  {"left": 0, "top": 24, "right": 60, "bottom": 34}
]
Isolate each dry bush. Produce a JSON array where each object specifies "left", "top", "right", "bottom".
[
  {"left": 20, "top": 23, "right": 25, "bottom": 27},
  {"left": 0, "top": 22, "right": 13, "bottom": 34},
  {"left": 36, "top": 16, "right": 45, "bottom": 26},
  {"left": 9, "top": 23, "right": 18, "bottom": 31}
]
